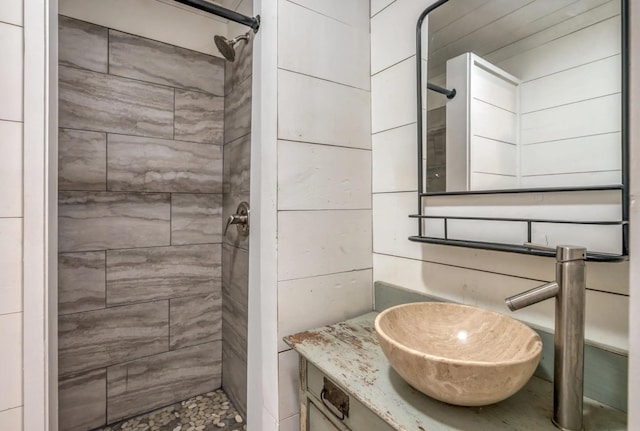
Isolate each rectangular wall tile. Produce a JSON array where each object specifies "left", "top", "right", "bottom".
[
  {"left": 0, "top": 0, "right": 23, "bottom": 26},
  {"left": 109, "top": 30, "right": 225, "bottom": 95},
  {"left": 171, "top": 193, "right": 223, "bottom": 245},
  {"left": 0, "top": 218, "right": 22, "bottom": 315},
  {"left": 223, "top": 134, "right": 250, "bottom": 193},
  {"left": 59, "top": 369, "right": 106, "bottom": 431},
  {"left": 278, "top": 210, "right": 372, "bottom": 280},
  {"left": 222, "top": 346, "right": 247, "bottom": 417},
  {"left": 222, "top": 292, "right": 248, "bottom": 358},
  {"left": 58, "top": 301, "right": 169, "bottom": 377},
  {"left": 0, "top": 313, "right": 22, "bottom": 411},
  {"left": 106, "top": 244, "right": 221, "bottom": 305},
  {"left": 278, "top": 70, "right": 371, "bottom": 149},
  {"left": 59, "top": 65, "right": 174, "bottom": 139},
  {"left": 107, "top": 341, "right": 222, "bottom": 423},
  {"left": 170, "top": 293, "right": 222, "bottom": 350},
  {"left": 58, "top": 128, "right": 106, "bottom": 191},
  {"left": 58, "top": 191, "right": 170, "bottom": 252},
  {"left": 0, "top": 120, "right": 22, "bottom": 217},
  {"left": 277, "top": 269, "right": 373, "bottom": 352},
  {"left": 278, "top": 140, "right": 371, "bottom": 210},
  {"left": 58, "top": 15, "right": 108, "bottom": 73},
  {"left": 222, "top": 243, "right": 248, "bottom": 307},
  {"left": 0, "top": 23, "right": 23, "bottom": 122},
  {"left": 58, "top": 252, "right": 106, "bottom": 315},
  {"left": 174, "top": 89, "right": 224, "bottom": 144},
  {"left": 224, "top": 75, "right": 252, "bottom": 144},
  {"left": 278, "top": 0, "right": 370, "bottom": 90},
  {"left": 0, "top": 407, "right": 22, "bottom": 430},
  {"left": 224, "top": 35, "right": 252, "bottom": 96},
  {"left": 107, "top": 134, "right": 223, "bottom": 193}
]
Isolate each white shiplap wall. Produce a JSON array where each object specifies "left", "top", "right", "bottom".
[
  {"left": 501, "top": 13, "right": 622, "bottom": 187},
  {"left": 0, "top": 1, "right": 24, "bottom": 429},
  {"left": 275, "top": 1, "right": 372, "bottom": 429},
  {"left": 370, "top": 0, "right": 629, "bottom": 357}
]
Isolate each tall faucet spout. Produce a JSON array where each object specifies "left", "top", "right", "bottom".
[{"left": 505, "top": 281, "right": 559, "bottom": 311}]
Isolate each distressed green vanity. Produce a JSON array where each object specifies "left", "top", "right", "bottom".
[{"left": 284, "top": 284, "right": 627, "bottom": 431}]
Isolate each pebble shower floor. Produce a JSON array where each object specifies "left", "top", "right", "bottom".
[{"left": 97, "top": 389, "right": 246, "bottom": 431}]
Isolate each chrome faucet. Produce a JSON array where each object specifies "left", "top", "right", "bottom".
[{"left": 505, "top": 243, "right": 587, "bottom": 431}]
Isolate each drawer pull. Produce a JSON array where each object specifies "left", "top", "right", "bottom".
[{"left": 321, "top": 377, "right": 349, "bottom": 420}]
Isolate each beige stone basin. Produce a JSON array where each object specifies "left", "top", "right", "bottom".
[{"left": 375, "top": 302, "right": 543, "bottom": 406}]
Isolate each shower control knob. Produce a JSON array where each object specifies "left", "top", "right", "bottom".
[{"left": 224, "top": 202, "right": 250, "bottom": 237}]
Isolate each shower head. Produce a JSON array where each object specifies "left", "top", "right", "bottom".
[{"left": 214, "top": 32, "right": 250, "bottom": 62}]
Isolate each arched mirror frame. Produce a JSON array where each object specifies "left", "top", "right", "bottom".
[{"left": 411, "top": 0, "right": 630, "bottom": 262}]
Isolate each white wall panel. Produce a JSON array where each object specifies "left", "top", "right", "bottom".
[
  {"left": 0, "top": 121, "right": 23, "bottom": 217},
  {"left": 0, "top": 313, "right": 22, "bottom": 411},
  {"left": 371, "top": 56, "right": 416, "bottom": 133},
  {"left": 0, "top": 23, "right": 23, "bottom": 122},
  {"left": 521, "top": 133, "right": 621, "bottom": 177},
  {"left": 497, "top": 15, "right": 620, "bottom": 80},
  {"left": 520, "top": 55, "right": 621, "bottom": 113},
  {"left": 277, "top": 270, "right": 373, "bottom": 352},
  {"left": 371, "top": 0, "right": 395, "bottom": 17},
  {"left": 0, "top": 407, "right": 22, "bottom": 430},
  {"left": 521, "top": 94, "right": 620, "bottom": 145},
  {"left": 288, "top": 0, "right": 369, "bottom": 28},
  {"left": 371, "top": 0, "right": 437, "bottom": 74},
  {"left": 278, "top": 0, "right": 370, "bottom": 90},
  {"left": 278, "top": 210, "right": 372, "bottom": 281},
  {"left": 278, "top": 349, "right": 299, "bottom": 420},
  {"left": 0, "top": 218, "right": 23, "bottom": 316},
  {"left": 0, "top": 0, "right": 22, "bottom": 26},
  {"left": 278, "top": 70, "right": 371, "bottom": 149},
  {"left": 372, "top": 124, "right": 418, "bottom": 192},
  {"left": 278, "top": 141, "right": 371, "bottom": 210}
]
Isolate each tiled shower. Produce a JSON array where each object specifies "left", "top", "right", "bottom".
[{"left": 56, "top": 14, "right": 251, "bottom": 431}]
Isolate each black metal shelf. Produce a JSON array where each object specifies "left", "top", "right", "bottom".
[
  {"left": 419, "top": 185, "right": 624, "bottom": 197},
  {"left": 409, "top": 214, "right": 626, "bottom": 226},
  {"left": 408, "top": 236, "right": 627, "bottom": 262}
]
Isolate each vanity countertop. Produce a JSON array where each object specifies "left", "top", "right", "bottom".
[{"left": 284, "top": 312, "right": 627, "bottom": 431}]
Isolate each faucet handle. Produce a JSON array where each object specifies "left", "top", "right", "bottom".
[{"left": 524, "top": 243, "right": 586, "bottom": 262}]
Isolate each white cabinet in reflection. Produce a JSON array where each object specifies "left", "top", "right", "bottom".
[{"left": 445, "top": 53, "right": 520, "bottom": 191}]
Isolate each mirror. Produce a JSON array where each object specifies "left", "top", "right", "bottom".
[{"left": 422, "top": 0, "right": 624, "bottom": 193}]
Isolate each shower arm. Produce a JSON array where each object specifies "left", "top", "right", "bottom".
[{"left": 173, "top": 0, "right": 260, "bottom": 33}]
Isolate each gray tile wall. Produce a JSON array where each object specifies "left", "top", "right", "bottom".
[
  {"left": 221, "top": 30, "right": 253, "bottom": 417},
  {"left": 57, "top": 16, "right": 226, "bottom": 431}
]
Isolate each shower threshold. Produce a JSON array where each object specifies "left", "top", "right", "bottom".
[{"left": 96, "top": 389, "right": 246, "bottom": 431}]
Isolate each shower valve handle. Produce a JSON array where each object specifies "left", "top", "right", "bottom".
[{"left": 224, "top": 202, "right": 250, "bottom": 237}]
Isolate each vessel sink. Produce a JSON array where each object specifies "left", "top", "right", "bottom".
[{"left": 375, "top": 302, "right": 542, "bottom": 406}]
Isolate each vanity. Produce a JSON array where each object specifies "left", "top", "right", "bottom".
[{"left": 284, "top": 308, "right": 627, "bottom": 431}]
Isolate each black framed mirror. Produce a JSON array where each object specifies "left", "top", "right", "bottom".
[{"left": 411, "top": 0, "right": 629, "bottom": 261}]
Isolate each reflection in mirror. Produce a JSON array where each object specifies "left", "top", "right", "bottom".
[{"left": 423, "top": 0, "right": 623, "bottom": 193}]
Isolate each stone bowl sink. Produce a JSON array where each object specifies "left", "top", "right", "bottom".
[{"left": 374, "top": 302, "right": 543, "bottom": 406}]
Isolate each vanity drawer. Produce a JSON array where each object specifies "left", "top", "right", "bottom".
[
  {"left": 308, "top": 402, "right": 344, "bottom": 431},
  {"left": 305, "top": 362, "right": 394, "bottom": 431}
]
